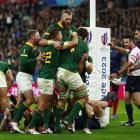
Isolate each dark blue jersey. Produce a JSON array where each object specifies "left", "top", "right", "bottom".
[{"left": 110, "top": 48, "right": 125, "bottom": 74}]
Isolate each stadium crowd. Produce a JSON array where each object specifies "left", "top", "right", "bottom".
[{"left": 97, "top": 1, "right": 140, "bottom": 39}]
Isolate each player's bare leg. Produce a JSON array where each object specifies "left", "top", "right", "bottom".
[
  {"left": 0, "top": 87, "right": 9, "bottom": 112},
  {"left": 11, "top": 89, "right": 35, "bottom": 133}
]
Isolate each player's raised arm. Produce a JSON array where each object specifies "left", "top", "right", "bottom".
[
  {"left": 108, "top": 43, "right": 129, "bottom": 55},
  {"left": 62, "top": 32, "right": 78, "bottom": 50},
  {"left": 38, "top": 38, "right": 62, "bottom": 50},
  {"left": 79, "top": 54, "right": 93, "bottom": 74},
  {"left": 85, "top": 56, "right": 93, "bottom": 74}
]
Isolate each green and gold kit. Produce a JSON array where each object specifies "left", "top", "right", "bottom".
[
  {"left": 0, "top": 61, "right": 10, "bottom": 74},
  {"left": 60, "top": 37, "right": 89, "bottom": 73},
  {"left": 39, "top": 44, "right": 60, "bottom": 79},
  {"left": 19, "top": 42, "right": 39, "bottom": 75}
]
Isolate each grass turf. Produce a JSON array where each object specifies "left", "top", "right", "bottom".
[{"left": 0, "top": 100, "right": 139, "bottom": 140}]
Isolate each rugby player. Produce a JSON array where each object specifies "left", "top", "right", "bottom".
[
  {"left": 0, "top": 61, "right": 13, "bottom": 112},
  {"left": 11, "top": 30, "right": 44, "bottom": 133},
  {"left": 44, "top": 9, "right": 78, "bottom": 133},
  {"left": 56, "top": 27, "right": 89, "bottom": 133},
  {"left": 69, "top": 27, "right": 93, "bottom": 134}
]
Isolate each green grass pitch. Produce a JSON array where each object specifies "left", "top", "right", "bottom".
[{"left": 0, "top": 100, "right": 139, "bottom": 140}]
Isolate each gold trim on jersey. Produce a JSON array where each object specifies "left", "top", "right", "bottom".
[
  {"left": 58, "top": 21, "right": 64, "bottom": 29},
  {"left": 5, "top": 69, "right": 11, "bottom": 75},
  {"left": 44, "top": 32, "right": 50, "bottom": 35},
  {"left": 26, "top": 42, "right": 35, "bottom": 48}
]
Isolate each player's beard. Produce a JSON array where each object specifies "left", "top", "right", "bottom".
[
  {"left": 34, "top": 38, "right": 40, "bottom": 45},
  {"left": 62, "top": 21, "right": 71, "bottom": 28}
]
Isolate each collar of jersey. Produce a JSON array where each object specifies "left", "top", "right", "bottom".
[
  {"left": 58, "top": 21, "right": 64, "bottom": 29},
  {"left": 26, "top": 42, "right": 35, "bottom": 48}
]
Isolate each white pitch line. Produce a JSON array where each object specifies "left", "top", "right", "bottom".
[
  {"left": 119, "top": 121, "right": 140, "bottom": 123},
  {"left": 114, "top": 112, "right": 139, "bottom": 114}
]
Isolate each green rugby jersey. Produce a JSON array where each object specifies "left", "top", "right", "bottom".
[
  {"left": 60, "top": 37, "right": 89, "bottom": 73},
  {"left": 19, "top": 42, "right": 39, "bottom": 75},
  {"left": 0, "top": 61, "right": 10, "bottom": 74},
  {"left": 80, "top": 56, "right": 93, "bottom": 83},
  {"left": 46, "top": 21, "right": 77, "bottom": 42},
  {"left": 39, "top": 45, "right": 60, "bottom": 79},
  {"left": 46, "top": 21, "right": 78, "bottom": 68}
]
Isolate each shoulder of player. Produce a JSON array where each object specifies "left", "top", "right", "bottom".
[
  {"left": 21, "top": 43, "right": 35, "bottom": 50},
  {"left": 1, "top": 61, "right": 9, "bottom": 71},
  {"left": 41, "top": 44, "right": 54, "bottom": 51},
  {"left": 70, "top": 26, "right": 78, "bottom": 31},
  {"left": 130, "top": 46, "right": 140, "bottom": 54},
  {"left": 78, "top": 37, "right": 87, "bottom": 46},
  {"left": 47, "top": 23, "right": 61, "bottom": 33},
  {"left": 134, "top": 46, "right": 140, "bottom": 51},
  {"left": 129, "top": 47, "right": 140, "bottom": 57},
  {"left": 19, "top": 44, "right": 31, "bottom": 55},
  {"left": 21, "top": 43, "right": 30, "bottom": 48},
  {"left": 0, "top": 61, "right": 5, "bottom": 65},
  {"left": 0, "top": 61, "right": 8, "bottom": 66}
]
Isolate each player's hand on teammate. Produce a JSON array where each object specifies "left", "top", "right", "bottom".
[
  {"left": 52, "top": 41, "right": 62, "bottom": 50},
  {"left": 70, "top": 32, "right": 77, "bottom": 36},
  {"left": 36, "top": 53, "right": 45, "bottom": 61},
  {"left": 81, "top": 53, "right": 88, "bottom": 61}
]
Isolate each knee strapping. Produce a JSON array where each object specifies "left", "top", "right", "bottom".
[
  {"left": 74, "top": 89, "right": 88, "bottom": 98},
  {"left": 76, "top": 97, "right": 88, "bottom": 108},
  {"left": 59, "top": 92, "right": 68, "bottom": 99}
]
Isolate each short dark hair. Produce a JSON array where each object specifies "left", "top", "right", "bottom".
[
  {"left": 77, "top": 27, "right": 88, "bottom": 40},
  {"left": 49, "top": 29, "right": 61, "bottom": 39},
  {"left": 61, "top": 9, "right": 72, "bottom": 16},
  {"left": 27, "top": 30, "right": 39, "bottom": 39},
  {"left": 123, "top": 35, "right": 134, "bottom": 41}
]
